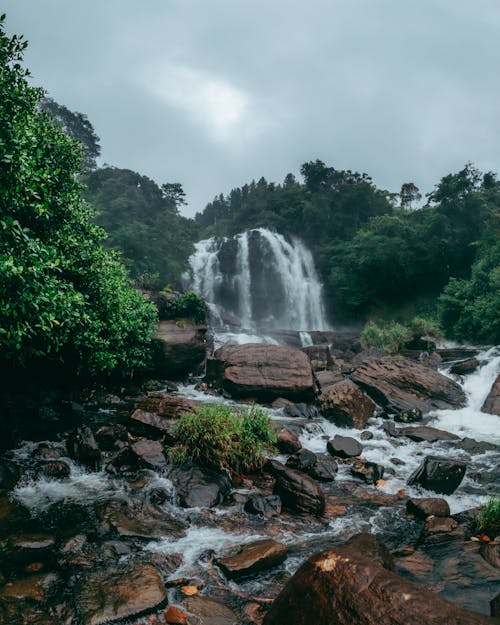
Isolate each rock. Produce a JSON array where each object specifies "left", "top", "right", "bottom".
[
  {"left": 153, "top": 319, "right": 210, "bottom": 376},
  {"left": 360, "top": 430, "right": 374, "bottom": 440},
  {"left": 5, "top": 533, "right": 56, "bottom": 569},
  {"left": 394, "top": 408, "right": 423, "bottom": 423},
  {"left": 183, "top": 596, "right": 238, "bottom": 625},
  {"left": 492, "top": 591, "right": 500, "bottom": 617},
  {"left": 36, "top": 460, "right": 71, "bottom": 479},
  {"left": 268, "top": 460, "right": 325, "bottom": 515},
  {"left": 351, "top": 357, "right": 466, "bottom": 413},
  {"left": 301, "top": 344, "right": 333, "bottom": 370},
  {"left": 75, "top": 563, "right": 166, "bottom": 625},
  {"left": 206, "top": 343, "right": 317, "bottom": 401},
  {"left": 395, "top": 550, "right": 435, "bottom": 577},
  {"left": 480, "top": 542, "right": 500, "bottom": 569},
  {"left": 318, "top": 379, "right": 376, "bottom": 429},
  {"left": 310, "top": 455, "right": 338, "bottom": 482},
  {"left": 286, "top": 449, "right": 318, "bottom": 472},
  {"left": 436, "top": 347, "right": 479, "bottom": 363},
  {"left": 283, "top": 403, "right": 319, "bottom": 419},
  {"left": 216, "top": 539, "right": 287, "bottom": 579},
  {"left": 134, "top": 392, "right": 200, "bottom": 419},
  {"left": 95, "top": 500, "right": 186, "bottom": 539},
  {"left": 327, "top": 434, "right": 363, "bottom": 459},
  {"left": 406, "top": 498, "right": 451, "bottom": 518},
  {"left": 31, "top": 444, "right": 62, "bottom": 460},
  {"left": 0, "top": 572, "right": 59, "bottom": 602},
  {"left": 350, "top": 459, "right": 384, "bottom": 484},
  {"left": 95, "top": 424, "right": 128, "bottom": 451},
  {"left": 165, "top": 464, "right": 231, "bottom": 508},
  {"left": 482, "top": 375, "right": 500, "bottom": 416},
  {"left": 408, "top": 456, "right": 467, "bottom": 495},
  {"left": 0, "top": 460, "right": 17, "bottom": 490},
  {"left": 458, "top": 438, "right": 498, "bottom": 454},
  {"left": 315, "top": 369, "right": 344, "bottom": 393},
  {"left": 244, "top": 495, "right": 282, "bottom": 518},
  {"left": 66, "top": 426, "right": 101, "bottom": 470},
  {"left": 419, "top": 515, "right": 464, "bottom": 544},
  {"left": 262, "top": 533, "right": 496, "bottom": 625},
  {"left": 397, "top": 425, "right": 459, "bottom": 443},
  {"left": 450, "top": 357, "right": 480, "bottom": 375},
  {"left": 276, "top": 428, "right": 302, "bottom": 454},
  {"left": 130, "top": 438, "right": 167, "bottom": 470},
  {"left": 164, "top": 605, "right": 188, "bottom": 624}
]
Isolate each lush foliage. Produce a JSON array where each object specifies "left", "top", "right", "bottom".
[
  {"left": 0, "top": 18, "right": 156, "bottom": 377},
  {"left": 169, "top": 404, "right": 277, "bottom": 473},
  {"left": 360, "top": 321, "right": 412, "bottom": 354},
  {"left": 474, "top": 496, "right": 500, "bottom": 538},
  {"left": 157, "top": 290, "right": 206, "bottom": 323},
  {"left": 83, "top": 167, "right": 198, "bottom": 287}
]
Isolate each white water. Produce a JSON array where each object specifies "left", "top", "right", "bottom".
[{"left": 185, "top": 228, "right": 330, "bottom": 333}]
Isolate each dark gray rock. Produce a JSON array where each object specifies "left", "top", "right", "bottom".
[{"left": 408, "top": 456, "right": 466, "bottom": 495}]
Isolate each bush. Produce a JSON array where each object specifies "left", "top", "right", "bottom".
[
  {"left": 169, "top": 404, "right": 276, "bottom": 473},
  {"left": 474, "top": 496, "right": 500, "bottom": 538},
  {"left": 408, "top": 316, "right": 443, "bottom": 340},
  {"left": 360, "top": 321, "right": 412, "bottom": 354},
  {"left": 158, "top": 290, "right": 206, "bottom": 324}
]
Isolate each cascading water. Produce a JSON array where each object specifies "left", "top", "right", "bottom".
[{"left": 185, "top": 228, "right": 330, "bottom": 333}]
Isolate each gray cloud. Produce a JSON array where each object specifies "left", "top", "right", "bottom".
[{"left": 3, "top": 0, "right": 500, "bottom": 216}]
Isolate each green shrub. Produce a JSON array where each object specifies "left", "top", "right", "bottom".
[
  {"left": 408, "top": 316, "right": 443, "bottom": 340},
  {"left": 360, "top": 321, "right": 412, "bottom": 354},
  {"left": 158, "top": 290, "right": 206, "bottom": 324},
  {"left": 169, "top": 404, "right": 277, "bottom": 473},
  {"left": 475, "top": 496, "right": 500, "bottom": 537}
]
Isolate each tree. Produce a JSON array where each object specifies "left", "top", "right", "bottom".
[
  {"left": 400, "top": 182, "right": 421, "bottom": 210},
  {"left": 39, "top": 97, "right": 101, "bottom": 170},
  {"left": 0, "top": 16, "right": 156, "bottom": 378}
]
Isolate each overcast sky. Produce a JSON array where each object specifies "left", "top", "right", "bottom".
[{"left": 3, "top": 1, "right": 500, "bottom": 217}]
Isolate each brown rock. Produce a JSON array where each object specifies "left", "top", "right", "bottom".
[
  {"left": 327, "top": 434, "right": 363, "bottom": 458},
  {"left": 419, "top": 516, "right": 464, "bottom": 544},
  {"left": 206, "top": 343, "right": 317, "bottom": 401},
  {"left": 276, "top": 428, "right": 302, "bottom": 454},
  {"left": 262, "top": 533, "right": 496, "bottom": 625},
  {"left": 396, "top": 425, "right": 459, "bottom": 443},
  {"left": 395, "top": 551, "right": 435, "bottom": 577},
  {"left": 351, "top": 357, "right": 466, "bottom": 413},
  {"left": 450, "top": 358, "right": 480, "bottom": 375},
  {"left": 406, "top": 498, "right": 451, "bottom": 518},
  {"left": 319, "top": 379, "right": 375, "bottom": 428},
  {"left": 301, "top": 344, "right": 333, "bottom": 370},
  {"left": 164, "top": 605, "right": 188, "bottom": 624},
  {"left": 183, "top": 596, "right": 238, "bottom": 625},
  {"left": 216, "top": 539, "right": 287, "bottom": 579},
  {"left": 0, "top": 572, "right": 59, "bottom": 602},
  {"left": 480, "top": 542, "right": 500, "bottom": 569},
  {"left": 153, "top": 320, "right": 210, "bottom": 376},
  {"left": 482, "top": 375, "right": 500, "bottom": 416},
  {"left": 268, "top": 460, "right": 325, "bottom": 515},
  {"left": 130, "top": 438, "right": 167, "bottom": 469},
  {"left": 350, "top": 459, "right": 384, "bottom": 484},
  {"left": 95, "top": 500, "right": 186, "bottom": 539},
  {"left": 75, "top": 563, "right": 166, "bottom": 625},
  {"left": 315, "top": 369, "right": 344, "bottom": 393}
]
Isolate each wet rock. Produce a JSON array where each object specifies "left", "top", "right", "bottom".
[
  {"left": 262, "top": 532, "right": 495, "bottom": 625},
  {"left": 286, "top": 449, "right": 317, "bottom": 472},
  {"left": 302, "top": 344, "right": 333, "bottom": 370},
  {"left": 134, "top": 392, "right": 200, "bottom": 419},
  {"left": 315, "top": 369, "right": 344, "bottom": 393},
  {"left": 436, "top": 347, "right": 479, "bottom": 362},
  {"left": 95, "top": 424, "right": 128, "bottom": 451},
  {"left": 350, "top": 459, "right": 384, "bottom": 484},
  {"left": 318, "top": 379, "right": 375, "bottom": 429},
  {"left": 283, "top": 402, "right": 319, "bottom": 419},
  {"left": 390, "top": 457, "right": 406, "bottom": 466},
  {"left": 480, "top": 542, "right": 500, "bottom": 569},
  {"left": 153, "top": 319, "right": 210, "bottom": 377},
  {"left": 450, "top": 357, "right": 480, "bottom": 375},
  {"left": 216, "top": 538, "right": 287, "bottom": 580},
  {"left": 394, "top": 408, "right": 423, "bottom": 423},
  {"left": 310, "top": 455, "right": 338, "bottom": 482},
  {"left": 419, "top": 515, "right": 464, "bottom": 544},
  {"left": 327, "top": 434, "right": 363, "bottom": 459},
  {"left": 406, "top": 497, "right": 451, "bottom": 518},
  {"left": 482, "top": 375, "right": 500, "bottom": 416},
  {"left": 66, "top": 426, "right": 101, "bottom": 470},
  {"left": 351, "top": 356, "right": 466, "bottom": 413},
  {"left": 457, "top": 437, "right": 498, "bottom": 454},
  {"left": 75, "top": 563, "right": 166, "bottom": 625},
  {"left": 492, "top": 591, "right": 500, "bottom": 617},
  {"left": 0, "top": 572, "right": 59, "bottom": 602},
  {"left": 397, "top": 425, "right": 459, "bottom": 443},
  {"left": 36, "top": 460, "right": 71, "bottom": 479},
  {"left": 130, "top": 438, "right": 167, "bottom": 470},
  {"left": 164, "top": 605, "right": 188, "bottom": 624},
  {"left": 268, "top": 460, "right": 325, "bottom": 515},
  {"left": 183, "top": 596, "right": 238, "bottom": 625},
  {"left": 408, "top": 456, "right": 467, "bottom": 495},
  {"left": 206, "top": 343, "right": 317, "bottom": 401},
  {"left": 4, "top": 533, "right": 56, "bottom": 569},
  {"left": 276, "top": 427, "right": 302, "bottom": 454},
  {"left": 360, "top": 430, "right": 373, "bottom": 440},
  {"left": 166, "top": 463, "right": 231, "bottom": 508},
  {"left": 31, "top": 444, "right": 62, "bottom": 460},
  {"left": 96, "top": 500, "right": 185, "bottom": 539},
  {"left": 395, "top": 550, "right": 435, "bottom": 578},
  {"left": 244, "top": 495, "right": 282, "bottom": 518}
]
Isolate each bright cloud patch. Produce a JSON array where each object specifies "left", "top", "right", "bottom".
[{"left": 147, "top": 63, "right": 267, "bottom": 144}]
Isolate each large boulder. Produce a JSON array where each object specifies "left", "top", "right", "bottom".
[
  {"left": 327, "top": 434, "right": 363, "bottom": 459},
  {"left": 482, "top": 375, "right": 500, "bottom": 416},
  {"left": 263, "top": 533, "right": 497, "bottom": 625},
  {"left": 153, "top": 320, "right": 210, "bottom": 376},
  {"left": 351, "top": 357, "right": 466, "bottom": 413},
  {"left": 267, "top": 460, "right": 325, "bottom": 515},
  {"left": 216, "top": 539, "right": 287, "bottom": 580},
  {"left": 408, "top": 456, "right": 467, "bottom": 495},
  {"left": 318, "top": 379, "right": 376, "bottom": 428},
  {"left": 206, "top": 343, "right": 317, "bottom": 401},
  {"left": 75, "top": 563, "right": 166, "bottom": 625},
  {"left": 165, "top": 463, "right": 231, "bottom": 508}
]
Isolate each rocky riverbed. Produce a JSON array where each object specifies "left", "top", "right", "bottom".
[{"left": 1, "top": 341, "right": 499, "bottom": 624}]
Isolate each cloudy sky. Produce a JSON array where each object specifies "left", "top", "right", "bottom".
[{"left": 3, "top": 1, "right": 500, "bottom": 216}]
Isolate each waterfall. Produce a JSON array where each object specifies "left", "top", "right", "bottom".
[{"left": 185, "top": 228, "right": 330, "bottom": 332}]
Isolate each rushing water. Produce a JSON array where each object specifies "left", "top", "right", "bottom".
[{"left": 185, "top": 228, "right": 330, "bottom": 333}]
